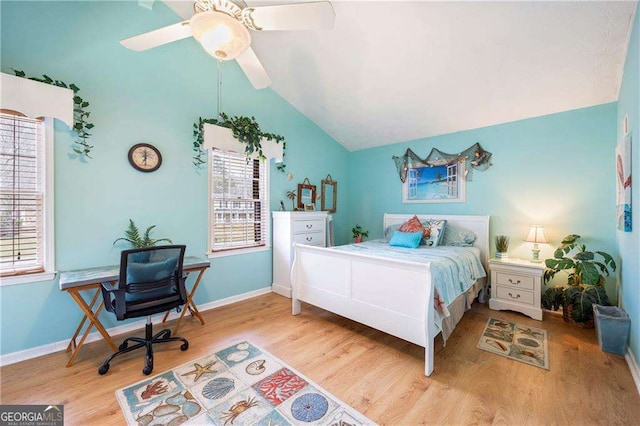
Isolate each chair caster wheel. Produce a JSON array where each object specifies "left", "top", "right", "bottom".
[
  {"left": 119, "top": 342, "right": 128, "bottom": 350},
  {"left": 98, "top": 364, "right": 109, "bottom": 375},
  {"left": 143, "top": 365, "right": 153, "bottom": 375},
  {"left": 181, "top": 342, "right": 189, "bottom": 351}
]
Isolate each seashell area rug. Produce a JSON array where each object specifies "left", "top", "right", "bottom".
[
  {"left": 476, "top": 317, "right": 549, "bottom": 370},
  {"left": 115, "top": 341, "right": 375, "bottom": 425}
]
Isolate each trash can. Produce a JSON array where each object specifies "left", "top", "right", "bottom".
[{"left": 593, "top": 304, "right": 631, "bottom": 356}]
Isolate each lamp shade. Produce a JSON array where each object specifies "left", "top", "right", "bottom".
[
  {"left": 190, "top": 11, "right": 251, "bottom": 61},
  {"left": 524, "top": 225, "right": 549, "bottom": 243}
]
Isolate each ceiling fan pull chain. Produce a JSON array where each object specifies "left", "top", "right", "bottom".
[{"left": 217, "top": 59, "right": 223, "bottom": 118}]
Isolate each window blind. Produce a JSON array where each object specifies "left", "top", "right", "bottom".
[
  {"left": 0, "top": 113, "right": 45, "bottom": 276},
  {"left": 210, "top": 150, "right": 267, "bottom": 252}
]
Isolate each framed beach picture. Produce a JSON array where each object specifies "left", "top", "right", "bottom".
[
  {"left": 297, "top": 178, "right": 316, "bottom": 209},
  {"left": 616, "top": 133, "right": 632, "bottom": 232},
  {"left": 403, "top": 160, "right": 465, "bottom": 203}
]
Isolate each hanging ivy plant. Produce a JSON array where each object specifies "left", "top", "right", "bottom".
[
  {"left": 193, "top": 112, "right": 286, "bottom": 171},
  {"left": 13, "top": 69, "right": 94, "bottom": 158}
]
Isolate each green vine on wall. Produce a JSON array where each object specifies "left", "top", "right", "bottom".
[
  {"left": 13, "top": 70, "right": 94, "bottom": 157},
  {"left": 193, "top": 112, "right": 286, "bottom": 171}
]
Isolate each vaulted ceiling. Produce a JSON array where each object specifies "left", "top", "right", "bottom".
[{"left": 163, "top": 0, "right": 637, "bottom": 150}]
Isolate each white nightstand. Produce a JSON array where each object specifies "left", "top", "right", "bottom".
[{"left": 489, "top": 258, "right": 544, "bottom": 321}]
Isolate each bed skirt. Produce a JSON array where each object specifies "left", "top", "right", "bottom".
[{"left": 441, "top": 278, "right": 486, "bottom": 342}]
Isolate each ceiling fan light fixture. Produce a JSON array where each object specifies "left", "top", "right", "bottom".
[{"left": 190, "top": 11, "right": 251, "bottom": 61}]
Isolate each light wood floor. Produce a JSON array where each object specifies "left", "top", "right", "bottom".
[{"left": 1, "top": 293, "right": 639, "bottom": 425}]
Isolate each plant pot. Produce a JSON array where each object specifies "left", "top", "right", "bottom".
[
  {"left": 495, "top": 252, "right": 508, "bottom": 259},
  {"left": 355, "top": 236, "right": 362, "bottom": 243},
  {"left": 562, "top": 303, "right": 595, "bottom": 329}
]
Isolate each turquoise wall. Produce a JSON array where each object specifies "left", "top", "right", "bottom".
[
  {"left": 0, "top": 0, "right": 633, "bottom": 366},
  {"left": 616, "top": 3, "right": 640, "bottom": 368},
  {"left": 0, "top": 1, "right": 348, "bottom": 355},
  {"left": 346, "top": 104, "right": 619, "bottom": 296}
]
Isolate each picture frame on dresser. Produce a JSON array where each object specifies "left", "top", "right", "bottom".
[{"left": 297, "top": 178, "right": 316, "bottom": 209}]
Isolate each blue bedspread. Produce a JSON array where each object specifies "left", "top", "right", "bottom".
[{"left": 331, "top": 239, "right": 486, "bottom": 307}]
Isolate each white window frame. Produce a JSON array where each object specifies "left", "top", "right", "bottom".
[
  {"left": 1, "top": 116, "right": 55, "bottom": 286},
  {"left": 207, "top": 149, "right": 271, "bottom": 259}
]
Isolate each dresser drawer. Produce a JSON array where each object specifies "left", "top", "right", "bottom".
[
  {"left": 495, "top": 272, "right": 535, "bottom": 290},
  {"left": 293, "top": 232, "right": 324, "bottom": 246},
  {"left": 495, "top": 285, "right": 534, "bottom": 305},
  {"left": 293, "top": 220, "right": 325, "bottom": 234}
]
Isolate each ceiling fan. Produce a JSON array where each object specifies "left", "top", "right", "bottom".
[{"left": 120, "top": 0, "right": 335, "bottom": 89}]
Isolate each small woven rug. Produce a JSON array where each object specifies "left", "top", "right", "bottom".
[
  {"left": 477, "top": 317, "right": 549, "bottom": 370},
  {"left": 116, "top": 341, "right": 374, "bottom": 425}
]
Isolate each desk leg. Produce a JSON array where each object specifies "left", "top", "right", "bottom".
[
  {"left": 66, "top": 289, "right": 101, "bottom": 353},
  {"left": 166, "top": 267, "right": 207, "bottom": 335},
  {"left": 66, "top": 289, "right": 118, "bottom": 367}
]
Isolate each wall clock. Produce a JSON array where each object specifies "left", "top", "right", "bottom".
[{"left": 128, "top": 143, "right": 162, "bottom": 172}]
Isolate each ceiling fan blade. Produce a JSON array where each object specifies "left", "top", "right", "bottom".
[
  {"left": 120, "top": 21, "right": 192, "bottom": 51},
  {"left": 246, "top": 1, "right": 335, "bottom": 31},
  {"left": 235, "top": 47, "right": 272, "bottom": 89}
]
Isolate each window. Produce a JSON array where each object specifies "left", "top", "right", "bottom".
[
  {"left": 0, "top": 112, "right": 54, "bottom": 284},
  {"left": 208, "top": 149, "right": 269, "bottom": 255}
]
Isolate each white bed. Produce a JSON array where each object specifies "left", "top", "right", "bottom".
[{"left": 290, "top": 213, "right": 490, "bottom": 376}]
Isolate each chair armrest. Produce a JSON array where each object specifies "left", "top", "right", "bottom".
[
  {"left": 101, "top": 281, "right": 120, "bottom": 292},
  {"left": 100, "top": 280, "right": 125, "bottom": 317}
]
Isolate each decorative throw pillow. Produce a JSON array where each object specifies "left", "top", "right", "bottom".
[
  {"left": 389, "top": 231, "right": 423, "bottom": 248},
  {"left": 420, "top": 219, "right": 447, "bottom": 247},
  {"left": 398, "top": 215, "right": 426, "bottom": 236},
  {"left": 384, "top": 224, "right": 402, "bottom": 240},
  {"left": 441, "top": 223, "right": 476, "bottom": 246},
  {"left": 127, "top": 257, "right": 178, "bottom": 283}
]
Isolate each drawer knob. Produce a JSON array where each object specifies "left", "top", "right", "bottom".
[
  {"left": 508, "top": 292, "right": 521, "bottom": 299},
  {"left": 306, "top": 224, "right": 313, "bottom": 229},
  {"left": 508, "top": 278, "right": 521, "bottom": 285},
  {"left": 306, "top": 236, "right": 312, "bottom": 242}
]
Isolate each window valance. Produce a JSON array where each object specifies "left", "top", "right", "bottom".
[
  {"left": 202, "top": 123, "right": 284, "bottom": 163},
  {"left": 0, "top": 72, "right": 73, "bottom": 127}
]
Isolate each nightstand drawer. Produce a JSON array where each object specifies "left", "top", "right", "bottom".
[
  {"left": 293, "top": 232, "right": 324, "bottom": 245},
  {"left": 495, "top": 272, "right": 535, "bottom": 290},
  {"left": 293, "top": 220, "right": 324, "bottom": 234},
  {"left": 495, "top": 285, "right": 534, "bottom": 305}
]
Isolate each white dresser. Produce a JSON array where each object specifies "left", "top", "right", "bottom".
[
  {"left": 489, "top": 258, "right": 544, "bottom": 321},
  {"left": 272, "top": 211, "right": 328, "bottom": 298}
]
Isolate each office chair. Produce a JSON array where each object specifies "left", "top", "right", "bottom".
[{"left": 98, "top": 245, "right": 189, "bottom": 375}]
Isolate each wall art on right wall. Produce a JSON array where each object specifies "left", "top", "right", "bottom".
[{"left": 616, "top": 133, "right": 632, "bottom": 232}]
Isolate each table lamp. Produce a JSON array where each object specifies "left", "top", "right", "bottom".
[{"left": 524, "top": 225, "right": 548, "bottom": 263}]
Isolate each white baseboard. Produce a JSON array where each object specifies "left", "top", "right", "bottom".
[
  {"left": 271, "top": 283, "right": 291, "bottom": 298},
  {"left": 626, "top": 346, "right": 640, "bottom": 396},
  {"left": 0, "top": 287, "right": 272, "bottom": 367}
]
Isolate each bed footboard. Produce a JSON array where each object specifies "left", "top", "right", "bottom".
[{"left": 291, "top": 243, "right": 437, "bottom": 376}]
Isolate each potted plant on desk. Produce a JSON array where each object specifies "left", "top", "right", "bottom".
[
  {"left": 113, "top": 219, "right": 173, "bottom": 248},
  {"left": 541, "top": 234, "right": 616, "bottom": 328}
]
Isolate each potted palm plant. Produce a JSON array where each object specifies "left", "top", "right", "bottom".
[{"left": 541, "top": 234, "right": 616, "bottom": 328}]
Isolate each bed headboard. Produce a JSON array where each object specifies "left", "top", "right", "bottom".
[{"left": 383, "top": 213, "right": 490, "bottom": 271}]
